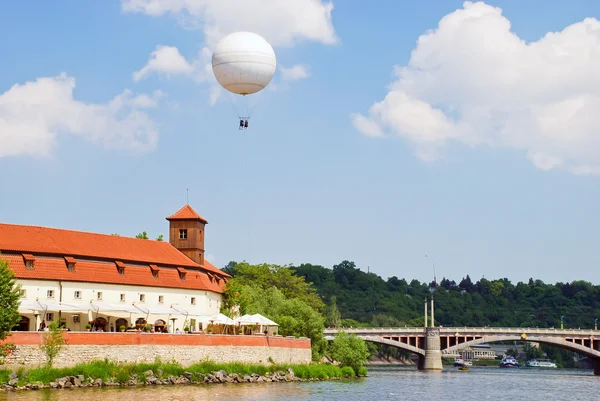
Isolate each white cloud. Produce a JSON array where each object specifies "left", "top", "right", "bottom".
[
  {"left": 121, "top": 0, "right": 338, "bottom": 48},
  {"left": 350, "top": 113, "right": 384, "bottom": 138},
  {"left": 123, "top": 0, "right": 336, "bottom": 104},
  {"left": 279, "top": 65, "right": 310, "bottom": 81},
  {"left": 353, "top": 1, "right": 600, "bottom": 175},
  {"left": 133, "top": 45, "right": 195, "bottom": 81},
  {"left": 0, "top": 73, "right": 162, "bottom": 158}
]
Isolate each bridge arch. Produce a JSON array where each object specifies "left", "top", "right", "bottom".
[
  {"left": 324, "top": 334, "right": 425, "bottom": 356},
  {"left": 443, "top": 335, "right": 600, "bottom": 360}
]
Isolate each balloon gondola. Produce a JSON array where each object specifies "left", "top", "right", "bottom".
[{"left": 212, "top": 31, "right": 277, "bottom": 130}]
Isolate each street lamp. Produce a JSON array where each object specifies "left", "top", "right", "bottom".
[
  {"left": 560, "top": 315, "right": 564, "bottom": 330},
  {"left": 424, "top": 254, "right": 437, "bottom": 289},
  {"left": 595, "top": 318, "right": 598, "bottom": 331},
  {"left": 424, "top": 255, "right": 437, "bottom": 328}
]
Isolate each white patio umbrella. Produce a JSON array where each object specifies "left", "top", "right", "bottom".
[
  {"left": 236, "top": 313, "right": 278, "bottom": 326},
  {"left": 208, "top": 313, "right": 235, "bottom": 325},
  {"left": 206, "top": 313, "right": 235, "bottom": 334},
  {"left": 235, "top": 313, "right": 278, "bottom": 334}
]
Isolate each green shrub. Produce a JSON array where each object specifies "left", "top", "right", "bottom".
[{"left": 0, "top": 359, "right": 362, "bottom": 385}]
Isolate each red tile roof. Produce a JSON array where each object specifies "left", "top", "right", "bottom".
[
  {"left": 166, "top": 204, "right": 208, "bottom": 223},
  {"left": 2, "top": 254, "right": 226, "bottom": 293},
  {"left": 0, "top": 223, "right": 231, "bottom": 277},
  {"left": 0, "top": 223, "right": 229, "bottom": 278}
]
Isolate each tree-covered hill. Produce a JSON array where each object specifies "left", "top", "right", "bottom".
[{"left": 287, "top": 260, "right": 600, "bottom": 329}]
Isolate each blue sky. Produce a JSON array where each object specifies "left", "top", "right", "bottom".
[{"left": 1, "top": 1, "right": 600, "bottom": 285}]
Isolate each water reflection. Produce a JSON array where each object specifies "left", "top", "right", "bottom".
[
  {"left": 1, "top": 382, "right": 324, "bottom": 401},
  {"left": 2, "top": 368, "right": 600, "bottom": 401}
]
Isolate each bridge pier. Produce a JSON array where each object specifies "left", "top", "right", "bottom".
[
  {"left": 419, "top": 328, "right": 443, "bottom": 371},
  {"left": 595, "top": 359, "right": 600, "bottom": 376}
]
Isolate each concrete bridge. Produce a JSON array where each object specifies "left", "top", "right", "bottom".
[{"left": 323, "top": 326, "right": 600, "bottom": 375}]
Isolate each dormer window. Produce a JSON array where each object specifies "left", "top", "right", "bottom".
[
  {"left": 150, "top": 264, "right": 160, "bottom": 279},
  {"left": 177, "top": 267, "right": 187, "bottom": 280},
  {"left": 115, "top": 261, "right": 126, "bottom": 276},
  {"left": 179, "top": 229, "right": 188, "bottom": 240},
  {"left": 22, "top": 254, "right": 35, "bottom": 270},
  {"left": 64, "top": 256, "right": 76, "bottom": 272}
]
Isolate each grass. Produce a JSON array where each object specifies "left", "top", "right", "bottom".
[{"left": 0, "top": 358, "right": 366, "bottom": 386}]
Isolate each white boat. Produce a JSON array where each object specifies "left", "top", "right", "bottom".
[
  {"left": 453, "top": 358, "right": 473, "bottom": 367},
  {"left": 526, "top": 359, "right": 557, "bottom": 368},
  {"left": 500, "top": 356, "right": 519, "bottom": 368}
]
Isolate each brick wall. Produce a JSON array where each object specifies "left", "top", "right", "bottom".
[{"left": 1, "top": 332, "right": 312, "bottom": 368}]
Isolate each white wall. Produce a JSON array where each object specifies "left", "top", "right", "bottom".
[{"left": 16, "top": 279, "right": 223, "bottom": 333}]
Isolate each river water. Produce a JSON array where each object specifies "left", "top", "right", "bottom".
[{"left": 2, "top": 366, "right": 599, "bottom": 401}]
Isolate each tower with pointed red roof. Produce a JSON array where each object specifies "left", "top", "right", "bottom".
[{"left": 166, "top": 204, "right": 208, "bottom": 266}]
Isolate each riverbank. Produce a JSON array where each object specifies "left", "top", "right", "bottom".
[
  {"left": 366, "top": 355, "right": 415, "bottom": 366},
  {"left": 0, "top": 360, "right": 367, "bottom": 392}
]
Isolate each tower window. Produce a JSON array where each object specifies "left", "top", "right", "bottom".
[
  {"left": 139, "top": 294, "right": 146, "bottom": 302},
  {"left": 74, "top": 290, "right": 81, "bottom": 299},
  {"left": 120, "top": 293, "right": 126, "bottom": 302},
  {"left": 158, "top": 295, "right": 164, "bottom": 304},
  {"left": 179, "top": 229, "right": 188, "bottom": 240},
  {"left": 191, "top": 297, "right": 196, "bottom": 305}
]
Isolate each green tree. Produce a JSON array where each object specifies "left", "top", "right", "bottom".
[
  {"left": 156, "top": 234, "right": 164, "bottom": 241},
  {"left": 490, "top": 281, "right": 505, "bottom": 297},
  {"left": 40, "top": 322, "right": 65, "bottom": 367},
  {"left": 223, "top": 262, "right": 324, "bottom": 311},
  {"left": 238, "top": 285, "right": 327, "bottom": 360},
  {"left": 136, "top": 231, "right": 149, "bottom": 239},
  {"left": 329, "top": 331, "right": 370, "bottom": 376},
  {"left": 522, "top": 342, "right": 544, "bottom": 360},
  {"left": 222, "top": 261, "right": 240, "bottom": 276},
  {"left": 371, "top": 314, "right": 403, "bottom": 327},
  {"left": 326, "top": 296, "right": 342, "bottom": 328},
  {"left": 0, "top": 255, "right": 21, "bottom": 340}
]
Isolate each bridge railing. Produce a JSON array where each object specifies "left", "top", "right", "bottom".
[
  {"left": 324, "top": 327, "right": 600, "bottom": 336},
  {"left": 324, "top": 327, "right": 425, "bottom": 334}
]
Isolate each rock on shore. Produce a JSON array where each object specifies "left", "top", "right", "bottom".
[{"left": 0, "top": 368, "right": 338, "bottom": 392}]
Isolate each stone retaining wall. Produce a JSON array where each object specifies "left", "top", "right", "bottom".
[{"left": 1, "top": 332, "right": 312, "bottom": 368}]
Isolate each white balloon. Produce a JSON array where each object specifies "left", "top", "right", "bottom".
[{"left": 212, "top": 32, "right": 277, "bottom": 96}]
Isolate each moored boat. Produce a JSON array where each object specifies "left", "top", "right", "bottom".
[
  {"left": 526, "top": 359, "right": 557, "bottom": 368},
  {"left": 453, "top": 358, "right": 473, "bottom": 367},
  {"left": 500, "top": 356, "right": 519, "bottom": 368}
]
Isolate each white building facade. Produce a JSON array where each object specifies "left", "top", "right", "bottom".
[{"left": 1, "top": 205, "right": 230, "bottom": 333}]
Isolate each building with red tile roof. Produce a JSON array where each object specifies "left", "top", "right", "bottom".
[{"left": 0, "top": 204, "right": 230, "bottom": 333}]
